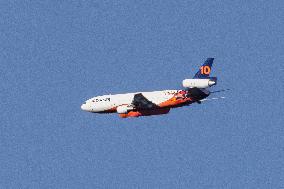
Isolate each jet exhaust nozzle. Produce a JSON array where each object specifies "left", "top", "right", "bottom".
[{"left": 208, "top": 80, "right": 216, "bottom": 86}]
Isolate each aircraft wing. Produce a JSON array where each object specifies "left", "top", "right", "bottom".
[{"left": 132, "top": 93, "right": 160, "bottom": 110}]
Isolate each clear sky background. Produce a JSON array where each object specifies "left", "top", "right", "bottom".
[{"left": 1, "top": 0, "right": 283, "bottom": 188}]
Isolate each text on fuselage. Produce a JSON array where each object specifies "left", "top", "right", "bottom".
[{"left": 93, "top": 98, "right": 111, "bottom": 102}]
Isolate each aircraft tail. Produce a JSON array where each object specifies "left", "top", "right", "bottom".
[{"left": 193, "top": 58, "right": 214, "bottom": 79}]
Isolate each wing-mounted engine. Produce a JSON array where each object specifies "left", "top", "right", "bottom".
[
  {"left": 182, "top": 77, "right": 217, "bottom": 89},
  {"left": 116, "top": 93, "right": 159, "bottom": 114},
  {"left": 116, "top": 105, "right": 134, "bottom": 114}
]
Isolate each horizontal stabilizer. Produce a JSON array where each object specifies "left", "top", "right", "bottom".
[{"left": 200, "top": 96, "right": 226, "bottom": 102}]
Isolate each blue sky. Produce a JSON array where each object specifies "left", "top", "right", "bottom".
[{"left": 0, "top": 0, "right": 283, "bottom": 188}]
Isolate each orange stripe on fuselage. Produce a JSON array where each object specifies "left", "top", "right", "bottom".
[
  {"left": 158, "top": 96, "right": 193, "bottom": 108},
  {"left": 119, "top": 108, "right": 170, "bottom": 118}
]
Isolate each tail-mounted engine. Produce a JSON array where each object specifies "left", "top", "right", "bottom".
[{"left": 182, "top": 77, "right": 217, "bottom": 89}]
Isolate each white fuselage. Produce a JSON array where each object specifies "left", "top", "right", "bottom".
[
  {"left": 81, "top": 58, "right": 217, "bottom": 117},
  {"left": 81, "top": 90, "right": 180, "bottom": 113}
]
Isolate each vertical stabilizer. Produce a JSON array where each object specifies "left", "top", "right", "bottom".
[{"left": 193, "top": 58, "right": 214, "bottom": 78}]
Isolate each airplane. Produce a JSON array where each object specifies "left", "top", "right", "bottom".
[{"left": 81, "top": 58, "right": 222, "bottom": 118}]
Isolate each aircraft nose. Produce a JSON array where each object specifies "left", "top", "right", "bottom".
[{"left": 81, "top": 103, "right": 90, "bottom": 111}]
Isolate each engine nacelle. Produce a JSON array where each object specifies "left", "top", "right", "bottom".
[
  {"left": 182, "top": 78, "right": 216, "bottom": 88},
  {"left": 117, "top": 105, "right": 133, "bottom": 114}
]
